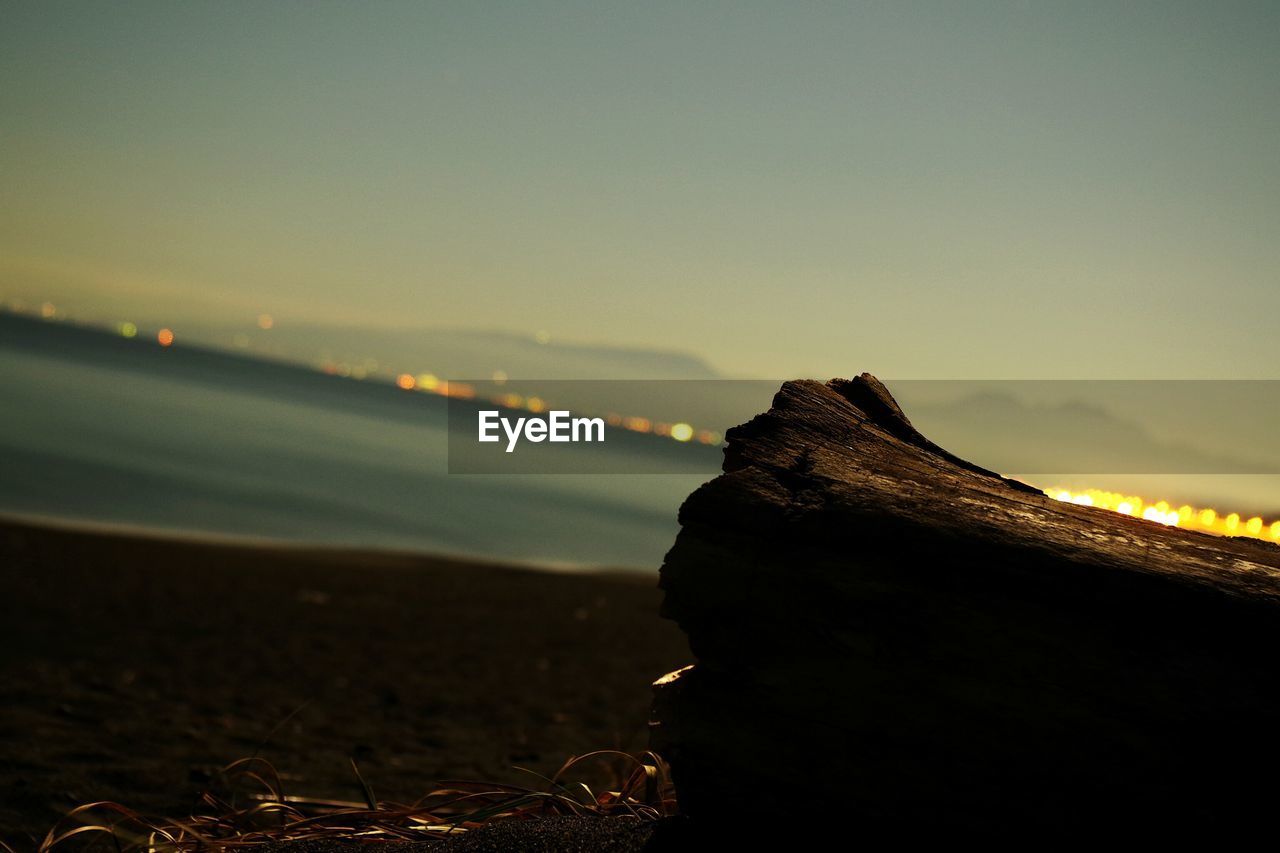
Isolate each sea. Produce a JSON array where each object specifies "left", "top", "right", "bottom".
[{"left": 0, "top": 313, "right": 713, "bottom": 571}]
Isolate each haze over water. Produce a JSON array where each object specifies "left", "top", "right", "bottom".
[{"left": 0, "top": 314, "right": 706, "bottom": 569}]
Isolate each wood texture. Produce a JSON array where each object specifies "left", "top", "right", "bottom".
[{"left": 650, "top": 375, "right": 1280, "bottom": 836}]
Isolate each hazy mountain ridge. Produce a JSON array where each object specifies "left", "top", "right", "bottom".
[
  {"left": 904, "top": 391, "right": 1280, "bottom": 517},
  {"left": 909, "top": 391, "right": 1264, "bottom": 476},
  {"left": 177, "top": 321, "right": 722, "bottom": 381}
]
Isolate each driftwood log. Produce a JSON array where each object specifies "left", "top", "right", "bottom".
[{"left": 651, "top": 375, "right": 1280, "bottom": 836}]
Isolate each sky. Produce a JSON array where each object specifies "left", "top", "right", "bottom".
[{"left": 3, "top": 1, "right": 1278, "bottom": 378}]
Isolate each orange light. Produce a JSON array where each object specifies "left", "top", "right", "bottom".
[
  {"left": 623, "top": 416, "right": 652, "bottom": 433},
  {"left": 257, "top": 313, "right": 274, "bottom": 330},
  {"left": 396, "top": 373, "right": 416, "bottom": 390},
  {"left": 499, "top": 393, "right": 524, "bottom": 409},
  {"left": 441, "top": 381, "right": 475, "bottom": 399},
  {"left": 157, "top": 328, "right": 174, "bottom": 347}
]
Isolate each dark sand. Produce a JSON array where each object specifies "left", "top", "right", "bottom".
[{"left": 0, "top": 517, "right": 689, "bottom": 846}]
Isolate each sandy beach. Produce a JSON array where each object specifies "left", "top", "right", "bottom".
[{"left": 0, "top": 517, "right": 688, "bottom": 845}]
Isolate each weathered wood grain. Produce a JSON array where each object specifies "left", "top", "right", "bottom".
[{"left": 651, "top": 375, "right": 1280, "bottom": 837}]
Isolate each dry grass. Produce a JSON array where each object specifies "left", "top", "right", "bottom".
[{"left": 36, "top": 751, "right": 676, "bottom": 851}]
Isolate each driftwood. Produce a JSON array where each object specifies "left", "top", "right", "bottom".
[{"left": 650, "top": 375, "right": 1280, "bottom": 836}]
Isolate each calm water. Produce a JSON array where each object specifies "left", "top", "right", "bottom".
[{"left": 0, "top": 314, "right": 710, "bottom": 569}]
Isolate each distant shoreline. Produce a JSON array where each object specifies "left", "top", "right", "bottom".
[{"left": 0, "top": 510, "right": 637, "bottom": 575}]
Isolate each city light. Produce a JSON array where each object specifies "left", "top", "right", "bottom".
[{"left": 1048, "top": 488, "right": 1278, "bottom": 542}]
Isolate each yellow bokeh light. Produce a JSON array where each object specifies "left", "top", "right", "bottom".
[
  {"left": 670, "top": 422, "right": 694, "bottom": 442},
  {"left": 496, "top": 393, "right": 524, "bottom": 409},
  {"left": 1049, "top": 488, "right": 1276, "bottom": 542}
]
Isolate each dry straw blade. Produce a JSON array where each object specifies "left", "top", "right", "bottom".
[{"left": 38, "top": 751, "right": 676, "bottom": 850}]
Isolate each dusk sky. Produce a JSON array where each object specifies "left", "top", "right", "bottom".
[{"left": 3, "top": 1, "right": 1278, "bottom": 378}]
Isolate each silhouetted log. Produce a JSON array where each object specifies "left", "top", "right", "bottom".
[{"left": 650, "top": 375, "right": 1280, "bottom": 837}]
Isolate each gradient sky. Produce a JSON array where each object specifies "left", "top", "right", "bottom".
[{"left": 3, "top": 1, "right": 1278, "bottom": 378}]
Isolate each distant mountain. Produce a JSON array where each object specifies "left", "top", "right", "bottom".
[
  {"left": 902, "top": 389, "right": 1280, "bottom": 517},
  {"left": 177, "top": 322, "right": 721, "bottom": 381},
  {"left": 907, "top": 390, "right": 1264, "bottom": 477}
]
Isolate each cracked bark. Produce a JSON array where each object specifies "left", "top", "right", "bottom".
[{"left": 650, "top": 374, "right": 1280, "bottom": 836}]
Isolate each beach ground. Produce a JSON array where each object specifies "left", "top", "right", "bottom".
[{"left": 0, "top": 517, "right": 688, "bottom": 845}]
